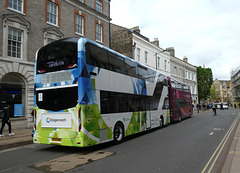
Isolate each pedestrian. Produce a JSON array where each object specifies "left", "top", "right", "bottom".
[
  {"left": 0, "top": 104, "right": 15, "bottom": 137},
  {"left": 212, "top": 103, "right": 217, "bottom": 116},
  {"left": 197, "top": 104, "right": 199, "bottom": 114}
]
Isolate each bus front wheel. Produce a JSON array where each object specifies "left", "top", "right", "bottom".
[{"left": 114, "top": 122, "right": 124, "bottom": 144}]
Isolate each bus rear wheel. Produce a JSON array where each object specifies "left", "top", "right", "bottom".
[
  {"left": 178, "top": 113, "right": 182, "bottom": 122},
  {"left": 159, "top": 116, "right": 164, "bottom": 128},
  {"left": 114, "top": 122, "right": 124, "bottom": 144}
]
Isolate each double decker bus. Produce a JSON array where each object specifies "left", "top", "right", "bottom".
[
  {"left": 167, "top": 77, "right": 193, "bottom": 122},
  {"left": 33, "top": 37, "right": 170, "bottom": 147}
]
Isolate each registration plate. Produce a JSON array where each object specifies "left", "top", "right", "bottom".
[{"left": 51, "top": 138, "right": 62, "bottom": 142}]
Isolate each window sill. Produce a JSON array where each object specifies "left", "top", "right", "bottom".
[
  {"left": 75, "top": 32, "right": 85, "bottom": 37},
  {"left": 46, "top": 22, "right": 59, "bottom": 28},
  {"left": 96, "top": 40, "right": 104, "bottom": 44},
  {"left": 7, "top": 7, "right": 26, "bottom": 16}
]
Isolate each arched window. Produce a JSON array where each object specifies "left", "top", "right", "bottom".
[{"left": 0, "top": 74, "right": 25, "bottom": 118}]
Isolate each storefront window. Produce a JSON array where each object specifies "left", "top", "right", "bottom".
[{"left": 0, "top": 74, "right": 25, "bottom": 118}]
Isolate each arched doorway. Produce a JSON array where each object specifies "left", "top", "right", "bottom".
[{"left": 0, "top": 74, "right": 25, "bottom": 118}]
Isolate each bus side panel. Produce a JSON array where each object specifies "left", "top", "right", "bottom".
[
  {"left": 125, "top": 112, "right": 141, "bottom": 136},
  {"left": 80, "top": 104, "right": 113, "bottom": 146}
]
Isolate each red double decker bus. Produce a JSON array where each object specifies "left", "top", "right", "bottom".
[{"left": 167, "top": 77, "right": 193, "bottom": 122}]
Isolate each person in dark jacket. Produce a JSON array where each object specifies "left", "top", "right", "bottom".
[{"left": 0, "top": 104, "right": 14, "bottom": 137}]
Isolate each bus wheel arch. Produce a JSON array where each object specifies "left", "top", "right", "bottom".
[
  {"left": 159, "top": 115, "right": 164, "bottom": 128},
  {"left": 113, "top": 121, "right": 125, "bottom": 144},
  {"left": 178, "top": 112, "right": 182, "bottom": 122}
]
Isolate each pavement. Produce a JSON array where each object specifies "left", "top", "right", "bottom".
[
  {"left": 0, "top": 112, "right": 239, "bottom": 173},
  {"left": 0, "top": 128, "right": 33, "bottom": 150}
]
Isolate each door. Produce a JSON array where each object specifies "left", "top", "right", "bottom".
[{"left": 146, "top": 104, "right": 151, "bottom": 129}]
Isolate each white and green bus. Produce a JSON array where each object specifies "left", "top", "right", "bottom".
[{"left": 33, "top": 37, "right": 170, "bottom": 147}]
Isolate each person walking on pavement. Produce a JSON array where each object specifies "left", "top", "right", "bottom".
[
  {"left": 197, "top": 104, "right": 199, "bottom": 114},
  {"left": 212, "top": 103, "right": 217, "bottom": 116},
  {"left": 0, "top": 104, "right": 15, "bottom": 137}
]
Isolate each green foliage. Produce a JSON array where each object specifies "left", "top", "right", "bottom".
[
  {"left": 197, "top": 66, "right": 213, "bottom": 101},
  {"left": 210, "top": 84, "right": 220, "bottom": 101}
]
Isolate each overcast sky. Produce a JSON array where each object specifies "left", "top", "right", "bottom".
[{"left": 110, "top": 0, "right": 240, "bottom": 80}]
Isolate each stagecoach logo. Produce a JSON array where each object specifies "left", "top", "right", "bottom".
[
  {"left": 46, "top": 117, "right": 51, "bottom": 123},
  {"left": 46, "top": 117, "right": 67, "bottom": 123}
]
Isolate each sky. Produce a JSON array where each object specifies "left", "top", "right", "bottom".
[{"left": 110, "top": 0, "right": 240, "bottom": 80}]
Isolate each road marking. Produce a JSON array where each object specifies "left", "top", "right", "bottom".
[
  {"left": 32, "top": 150, "right": 114, "bottom": 172},
  {"left": 209, "top": 132, "right": 214, "bottom": 135},
  {"left": 201, "top": 116, "right": 240, "bottom": 173},
  {"left": 0, "top": 146, "right": 22, "bottom": 154}
]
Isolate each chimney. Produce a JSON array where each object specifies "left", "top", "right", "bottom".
[
  {"left": 166, "top": 47, "right": 175, "bottom": 56},
  {"left": 130, "top": 26, "right": 140, "bottom": 34},
  {"left": 151, "top": 38, "right": 159, "bottom": 47},
  {"left": 183, "top": 56, "right": 188, "bottom": 63}
]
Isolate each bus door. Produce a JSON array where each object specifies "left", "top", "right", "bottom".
[{"left": 146, "top": 104, "right": 151, "bottom": 129}]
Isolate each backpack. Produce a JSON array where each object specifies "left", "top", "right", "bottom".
[{"left": 0, "top": 110, "right": 5, "bottom": 119}]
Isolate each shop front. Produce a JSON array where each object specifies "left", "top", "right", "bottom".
[
  {"left": 0, "top": 59, "right": 34, "bottom": 129},
  {"left": 0, "top": 74, "right": 25, "bottom": 118}
]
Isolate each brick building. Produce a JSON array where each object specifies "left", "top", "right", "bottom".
[{"left": 0, "top": 0, "right": 110, "bottom": 129}]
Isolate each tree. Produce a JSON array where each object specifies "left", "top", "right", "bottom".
[
  {"left": 197, "top": 66, "right": 213, "bottom": 102},
  {"left": 210, "top": 84, "right": 220, "bottom": 102}
]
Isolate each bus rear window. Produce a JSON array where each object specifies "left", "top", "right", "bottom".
[
  {"left": 36, "top": 86, "right": 78, "bottom": 111},
  {"left": 37, "top": 38, "right": 78, "bottom": 74}
]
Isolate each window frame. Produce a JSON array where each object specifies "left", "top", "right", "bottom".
[
  {"left": 95, "top": 20, "right": 104, "bottom": 43},
  {"left": 7, "top": 27, "right": 23, "bottom": 59},
  {"left": 77, "top": 0, "right": 85, "bottom": 3},
  {"left": 74, "top": 10, "right": 86, "bottom": 36},
  {"left": 95, "top": 0, "right": 103, "bottom": 13},
  {"left": 45, "top": 0, "right": 61, "bottom": 27},
  {"left": 144, "top": 51, "right": 148, "bottom": 64},
  {"left": 137, "top": 48, "right": 140, "bottom": 61},
  {"left": 2, "top": 15, "right": 29, "bottom": 61},
  {"left": 157, "top": 56, "right": 160, "bottom": 69},
  {"left": 6, "top": 0, "right": 27, "bottom": 14},
  {"left": 164, "top": 60, "right": 167, "bottom": 71}
]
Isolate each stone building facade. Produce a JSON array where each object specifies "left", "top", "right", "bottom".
[
  {"left": 212, "top": 79, "right": 232, "bottom": 104},
  {"left": 110, "top": 23, "right": 171, "bottom": 76},
  {"left": 0, "top": 0, "right": 110, "bottom": 129},
  {"left": 110, "top": 23, "right": 198, "bottom": 107},
  {"left": 231, "top": 66, "right": 240, "bottom": 107},
  {"left": 168, "top": 49, "right": 198, "bottom": 107}
]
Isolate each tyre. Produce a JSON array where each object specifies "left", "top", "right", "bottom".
[
  {"left": 114, "top": 122, "right": 124, "bottom": 144},
  {"left": 178, "top": 113, "right": 182, "bottom": 122},
  {"left": 159, "top": 116, "right": 164, "bottom": 128}
]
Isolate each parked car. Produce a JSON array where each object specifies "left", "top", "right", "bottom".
[
  {"left": 216, "top": 103, "right": 221, "bottom": 109},
  {"left": 222, "top": 103, "right": 229, "bottom": 109}
]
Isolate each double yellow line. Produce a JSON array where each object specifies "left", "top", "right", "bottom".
[{"left": 201, "top": 115, "right": 240, "bottom": 173}]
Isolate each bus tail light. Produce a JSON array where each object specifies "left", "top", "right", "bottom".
[
  {"left": 67, "top": 64, "right": 77, "bottom": 69},
  {"left": 34, "top": 109, "right": 37, "bottom": 130},
  {"left": 78, "top": 107, "right": 81, "bottom": 131},
  {"left": 38, "top": 69, "right": 46, "bottom": 73},
  {"left": 170, "top": 108, "right": 173, "bottom": 116}
]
